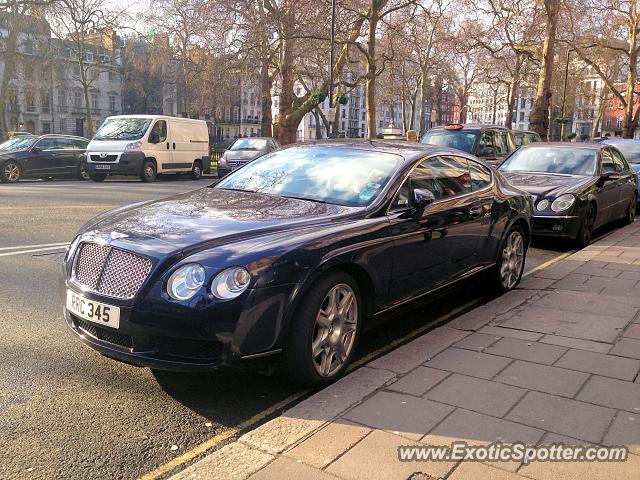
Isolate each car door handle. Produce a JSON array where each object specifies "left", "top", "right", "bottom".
[
  {"left": 173, "top": 143, "right": 176, "bottom": 149},
  {"left": 166, "top": 142, "right": 170, "bottom": 150}
]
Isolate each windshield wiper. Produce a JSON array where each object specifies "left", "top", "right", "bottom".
[{"left": 281, "top": 195, "right": 326, "bottom": 204}]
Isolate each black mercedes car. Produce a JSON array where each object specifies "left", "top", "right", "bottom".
[
  {"left": 0, "top": 134, "right": 90, "bottom": 183},
  {"left": 62, "top": 142, "right": 532, "bottom": 386},
  {"left": 499, "top": 143, "right": 637, "bottom": 247}
]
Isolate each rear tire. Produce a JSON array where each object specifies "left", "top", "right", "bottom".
[
  {"left": 283, "top": 272, "right": 361, "bottom": 387},
  {"left": 141, "top": 160, "right": 157, "bottom": 183},
  {"left": 576, "top": 203, "right": 595, "bottom": 248},
  {"left": 1, "top": 160, "right": 21, "bottom": 183},
  {"left": 89, "top": 173, "right": 107, "bottom": 182},
  {"left": 489, "top": 225, "right": 527, "bottom": 294},
  {"left": 191, "top": 160, "right": 203, "bottom": 180},
  {"left": 622, "top": 193, "right": 636, "bottom": 225}
]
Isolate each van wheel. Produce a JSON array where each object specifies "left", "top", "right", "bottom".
[
  {"left": 141, "top": 160, "right": 157, "bottom": 183},
  {"left": 191, "top": 160, "right": 203, "bottom": 180}
]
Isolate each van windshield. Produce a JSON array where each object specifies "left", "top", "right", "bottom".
[{"left": 94, "top": 118, "right": 152, "bottom": 141}]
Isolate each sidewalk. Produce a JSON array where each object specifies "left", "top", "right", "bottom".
[{"left": 171, "top": 223, "right": 640, "bottom": 480}]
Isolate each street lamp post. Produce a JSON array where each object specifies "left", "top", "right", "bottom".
[{"left": 327, "top": 0, "right": 336, "bottom": 138}]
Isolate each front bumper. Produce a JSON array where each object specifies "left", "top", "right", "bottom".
[
  {"left": 86, "top": 151, "right": 146, "bottom": 176},
  {"left": 63, "top": 280, "right": 299, "bottom": 372},
  {"left": 531, "top": 215, "right": 582, "bottom": 239}
]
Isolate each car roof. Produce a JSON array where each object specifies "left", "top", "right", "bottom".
[
  {"left": 518, "top": 141, "right": 605, "bottom": 150},
  {"left": 233, "top": 137, "right": 276, "bottom": 141},
  {"left": 280, "top": 140, "right": 477, "bottom": 164},
  {"left": 512, "top": 130, "right": 539, "bottom": 135},
  {"left": 603, "top": 138, "right": 640, "bottom": 144},
  {"left": 428, "top": 124, "right": 510, "bottom": 132},
  {"left": 38, "top": 134, "right": 89, "bottom": 141}
]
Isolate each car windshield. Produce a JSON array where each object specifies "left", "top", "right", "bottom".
[
  {"left": 215, "top": 146, "right": 401, "bottom": 207},
  {"left": 0, "top": 136, "right": 37, "bottom": 151},
  {"left": 94, "top": 118, "right": 152, "bottom": 141},
  {"left": 499, "top": 147, "right": 597, "bottom": 176},
  {"left": 608, "top": 142, "right": 640, "bottom": 164},
  {"left": 421, "top": 130, "right": 478, "bottom": 153},
  {"left": 230, "top": 138, "right": 269, "bottom": 151}
]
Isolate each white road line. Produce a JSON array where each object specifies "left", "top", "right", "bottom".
[
  {"left": 0, "top": 245, "right": 69, "bottom": 257},
  {"left": 0, "top": 242, "right": 69, "bottom": 251}
]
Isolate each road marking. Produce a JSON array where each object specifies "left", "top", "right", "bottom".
[
  {"left": 0, "top": 242, "right": 69, "bottom": 251},
  {"left": 522, "top": 250, "right": 576, "bottom": 278},
  {"left": 137, "top": 298, "right": 483, "bottom": 480},
  {"left": 0, "top": 244, "right": 69, "bottom": 257},
  {"left": 138, "top": 391, "right": 309, "bottom": 480}
]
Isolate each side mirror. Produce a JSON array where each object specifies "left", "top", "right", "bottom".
[
  {"left": 31, "top": 146, "right": 42, "bottom": 153},
  {"left": 412, "top": 188, "right": 435, "bottom": 212},
  {"left": 602, "top": 171, "right": 621, "bottom": 181}
]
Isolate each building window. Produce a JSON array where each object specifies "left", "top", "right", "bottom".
[
  {"left": 86, "top": 51, "right": 94, "bottom": 62},
  {"left": 41, "top": 121, "right": 51, "bottom": 134},
  {"left": 41, "top": 93, "right": 50, "bottom": 113},
  {"left": 60, "top": 117, "right": 65, "bottom": 132},
  {"left": 108, "top": 70, "right": 114, "bottom": 81},
  {"left": 74, "top": 91, "right": 82, "bottom": 109},
  {"left": 519, "top": 112, "right": 524, "bottom": 121},
  {"left": 58, "top": 93, "right": 67, "bottom": 112},
  {"left": 109, "top": 96, "right": 116, "bottom": 113},
  {"left": 26, "top": 92, "right": 35, "bottom": 112}
]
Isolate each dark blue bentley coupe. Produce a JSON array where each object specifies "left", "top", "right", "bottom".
[{"left": 62, "top": 142, "right": 532, "bottom": 386}]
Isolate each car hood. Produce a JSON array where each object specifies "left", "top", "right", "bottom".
[
  {"left": 225, "top": 150, "right": 265, "bottom": 161},
  {"left": 87, "top": 139, "right": 134, "bottom": 152},
  {"left": 79, "top": 187, "right": 358, "bottom": 257},
  {"left": 500, "top": 171, "right": 592, "bottom": 198}
]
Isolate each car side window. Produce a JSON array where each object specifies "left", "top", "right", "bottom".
[
  {"left": 390, "top": 156, "right": 472, "bottom": 210},
  {"left": 55, "top": 138, "right": 75, "bottom": 150},
  {"left": 610, "top": 148, "right": 628, "bottom": 172},
  {"left": 73, "top": 139, "right": 88, "bottom": 149},
  {"left": 478, "top": 132, "right": 494, "bottom": 155},
  {"left": 150, "top": 121, "right": 167, "bottom": 142},
  {"left": 494, "top": 131, "right": 510, "bottom": 155},
  {"left": 601, "top": 150, "right": 616, "bottom": 174},
  {"left": 35, "top": 138, "right": 59, "bottom": 150},
  {"left": 468, "top": 158, "right": 492, "bottom": 190}
]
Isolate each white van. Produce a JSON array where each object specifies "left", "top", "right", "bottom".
[{"left": 85, "top": 115, "right": 210, "bottom": 182}]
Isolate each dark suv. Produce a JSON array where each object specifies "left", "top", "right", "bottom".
[
  {"left": 0, "top": 134, "right": 89, "bottom": 183},
  {"left": 421, "top": 124, "right": 515, "bottom": 166}
]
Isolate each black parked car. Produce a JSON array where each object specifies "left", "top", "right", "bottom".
[
  {"left": 422, "top": 124, "right": 516, "bottom": 166},
  {"left": 0, "top": 134, "right": 90, "bottom": 183},
  {"left": 62, "top": 142, "right": 532, "bottom": 386},
  {"left": 499, "top": 143, "right": 637, "bottom": 247}
]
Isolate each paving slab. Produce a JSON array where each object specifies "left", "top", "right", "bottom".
[
  {"left": 423, "top": 348, "right": 512, "bottom": 379},
  {"left": 531, "top": 289, "right": 640, "bottom": 317},
  {"left": 386, "top": 367, "right": 451, "bottom": 397},
  {"left": 448, "top": 462, "right": 529, "bottom": 480},
  {"left": 494, "top": 360, "right": 589, "bottom": 397},
  {"left": 325, "top": 429, "right": 456, "bottom": 480},
  {"left": 623, "top": 323, "right": 640, "bottom": 339},
  {"left": 285, "top": 420, "right": 371, "bottom": 469},
  {"left": 452, "top": 332, "right": 501, "bottom": 351},
  {"left": 342, "top": 391, "right": 454, "bottom": 441},
  {"left": 484, "top": 337, "right": 567, "bottom": 365},
  {"left": 554, "top": 349, "right": 640, "bottom": 381},
  {"left": 478, "top": 326, "right": 544, "bottom": 341},
  {"left": 515, "top": 276, "right": 555, "bottom": 290},
  {"left": 506, "top": 391, "right": 615, "bottom": 443},
  {"left": 576, "top": 375, "right": 640, "bottom": 413},
  {"left": 608, "top": 337, "right": 640, "bottom": 359},
  {"left": 602, "top": 412, "right": 640, "bottom": 456},
  {"left": 248, "top": 456, "right": 340, "bottom": 480},
  {"left": 550, "top": 273, "right": 591, "bottom": 292},
  {"left": 425, "top": 374, "right": 526, "bottom": 418},
  {"left": 538, "top": 334, "right": 612, "bottom": 354}
]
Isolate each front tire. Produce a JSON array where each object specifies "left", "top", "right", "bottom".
[
  {"left": 283, "top": 272, "right": 361, "bottom": 387},
  {"left": 1, "top": 160, "right": 21, "bottom": 183},
  {"left": 576, "top": 203, "right": 595, "bottom": 248},
  {"left": 141, "top": 160, "right": 157, "bottom": 183},
  {"left": 191, "top": 160, "right": 203, "bottom": 180},
  {"left": 622, "top": 193, "right": 637, "bottom": 225},
  {"left": 77, "top": 162, "right": 90, "bottom": 181},
  {"left": 490, "top": 225, "right": 526, "bottom": 294}
]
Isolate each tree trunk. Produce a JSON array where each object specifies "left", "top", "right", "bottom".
[
  {"left": 592, "top": 86, "right": 608, "bottom": 138},
  {"left": 505, "top": 57, "right": 523, "bottom": 130},
  {"left": 313, "top": 108, "right": 322, "bottom": 139},
  {"left": 622, "top": 28, "right": 638, "bottom": 138},
  {"left": 409, "top": 88, "right": 417, "bottom": 130},
  {"left": 418, "top": 69, "right": 429, "bottom": 137},
  {"left": 259, "top": 51, "right": 272, "bottom": 137},
  {"left": 365, "top": 9, "right": 379, "bottom": 140},
  {"left": 529, "top": 0, "right": 559, "bottom": 140}
]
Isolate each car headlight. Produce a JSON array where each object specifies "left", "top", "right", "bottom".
[
  {"left": 551, "top": 194, "right": 575, "bottom": 213},
  {"left": 218, "top": 155, "right": 227, "bottom": 167},
  {"left": 211, "top": 266, "right": 251, "bottom": 300},
  {"left": 536, "top": 199, "right": 549, "bottom": 211},
  {"left": 167, "top": 263, "right": 206, "bottom": 300},
  {"left": 125, "top": 140, "right": 142, "bottom": 150},
  {"left": 65, "top": 235, "right": 81, "bottom": 262}
]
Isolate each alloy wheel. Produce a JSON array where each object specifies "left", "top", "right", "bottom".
[
  {"left": 581, "top": 206, "right": 595, "bottom": 246},
  {"left": 4, "top": 162, "right": 20, "bottom": 182},
  {"left": 311, "top": 283, "right": 358, "bottom": 377},
  {"left": 500, "top": 230, "right": 524, "bottom": 289}
]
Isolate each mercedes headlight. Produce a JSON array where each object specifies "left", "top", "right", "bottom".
[
  {"left": 536, "top": 199, "right": 549, "bottom": 211},
  {"left": 125, "top": 140, "right": 142, "bottom": 150},
  {"left": 211, "top": 266, "right": 251, "bottom": 300},
  {"left": 167, "top": 263, "right": 206, "bottom": 300},
  {"left": 551, "top": 194, "right": 575, "bottom": 213}
]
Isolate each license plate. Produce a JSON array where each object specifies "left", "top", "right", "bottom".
[
  {"left": 66, "top": 290, "right": 120, "bottom": 329},
  {"left": 94, "top": 164, "right": 111, "bottom": 170}
]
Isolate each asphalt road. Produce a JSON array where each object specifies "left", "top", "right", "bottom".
[{"left": 0, "top": 177, "right": 577, "bottom": 480}]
